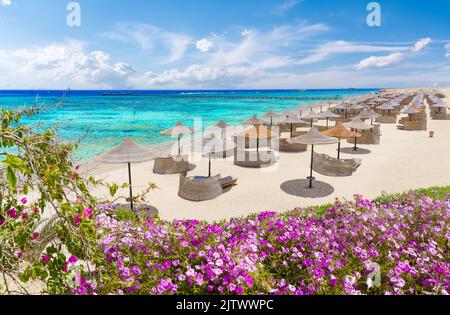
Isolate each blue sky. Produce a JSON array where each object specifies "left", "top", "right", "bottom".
[{"left": 0, "top": 0, "right": 449, "bottom": 89}]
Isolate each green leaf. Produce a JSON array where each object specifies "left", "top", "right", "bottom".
[{"left": 6, "top": 166, "right": 17, "bottom": 190}]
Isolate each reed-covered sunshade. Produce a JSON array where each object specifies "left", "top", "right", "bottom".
[
  {"left": 344, "top": 118, "right": 373, "bottom": 151},
  {"left": 261, "top": 111, "right": 280, "bottom": 126},
  {"left": 94, "top": 138, "right": 157, "bottom": 210},
  {"left": 242, "top": 114, "right": 267, "bottom": 126},
  {"left": 322, "top": 122, "right": 361, "bottom": 159},
  {"left": 289, "top": 127, "right": 337, "bottom": 188},
  {"left": 401, "top": 104, "right": 422, "bottom": 120},
  {"left": 302, "top": 110, "right": 323, "bottom": 127},
  {"left": 160, "top": 122, "right": 196, "bottom": 155},
  {"left": 280, "top": 114, "right": 307, "bottom": 138},
  {"left": 319, "top": 110, "right": 340, "bottom": 128},
  {"left": 357, "top": 109, "right": 381, "bottom": 124},
  {"left": 238, "top": 126, "right": 275, "bottom": 152}
]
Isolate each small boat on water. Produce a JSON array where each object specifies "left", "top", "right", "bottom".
[{"left": 101, "top": 92, "right": 134, "bottom": 96}]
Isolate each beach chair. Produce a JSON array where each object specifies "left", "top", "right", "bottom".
[
  {"left": 153, "top": 155, "right": 196, "bottom": 174},
  {"left": 313, "top": 152, "right": 361, "bottom": 177}
]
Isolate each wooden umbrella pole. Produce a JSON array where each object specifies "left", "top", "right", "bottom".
[
  {"left": 128, "top": 162, "right": 134, "bottom": 211},
  {"left": 308, "top": 145, "right": 315, "bottom": 188},
  {"left": 290, "top": 123, "right": 293, "bottom": 138},
  {"left": 208, "top": 153, "right": 212, "bottom": 178},
  {"left": 337, "top": 139, "right": 341, "bottom": 159}
]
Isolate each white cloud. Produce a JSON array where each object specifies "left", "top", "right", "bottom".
[
  {"left": 241, "top": 29, "right": 254, "bottom": 37},
  {"left": 445, "top": 43, "right": 450, "bottom": 59},
  {"left": 274, "top": 0, "right": 302, "bottom": 16},
  {"left": 102, "top": 23, "right": 192, "bottom": 64},
  {"left": 195, "top": 38, "right": 214, "bottom": 53},
  {"left": 411, "top": 37, "right": 432, "bottom": 52},
  {"left": 1, "top": 0, "right": 11, "bottom": 6},
  {"left": 0, "top": 41, "right": 135, "bottom": 89},
  {"left": 356, "top": 52, "right": 404, "bottom": 70},
  {"left": 298, "top": 40, "right": 408, "bottom": 65}
]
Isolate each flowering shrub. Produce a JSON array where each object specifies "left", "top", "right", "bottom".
[{"left": 93, "top": 192, "right": 450, "bottom": 295}]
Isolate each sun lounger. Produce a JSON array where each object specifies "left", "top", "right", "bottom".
[
  {"left": 233, "top": 150, "right": 276, "bottom": 168},
  {"left": 278, "top": 138, "right": 307, "bottom": 152},
  {"left": 178, "top": 173, "right": 236, "bottom": 201},
  {"left": 313, "top": 152, "right": 361, "bottom": 177},
  {"left": 153, "top": 155, "right": 196, "bottom": 174},
  {"left": 219, "top": 176, "right": 238, "bottom": 188}
]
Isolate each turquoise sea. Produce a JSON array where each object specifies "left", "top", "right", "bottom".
[{"left": 0, "top": 89, "right": 378, "bottom": 160}]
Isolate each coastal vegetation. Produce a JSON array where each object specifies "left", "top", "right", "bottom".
[{"left": 1, "top": 107, "right": 449, "bottom": 295}]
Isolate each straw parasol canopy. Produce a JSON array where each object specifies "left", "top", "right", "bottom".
[
  {"left": 401, "top": 104, "right": 422, "bottom": 120},
  {"left": 261, "top": 111, "right": 281, "bottom": 126},
  {"left": 344, "top": 118, "right": 373, "bottom": 151},
  {"left": 322, "top": 122, "right": 361, "bottom": 159},
  {"left": 376, "top": 102, "right": 396, "bottom": 115},
  {"left": 94, "top": 138, "right": 157, "bottom": 210},
  {"left": 214, "top": 120, "right": 229, "bottom": 129},
  {"left": 242, "top": 114, "right": 267, "bottom": 126},
  {"left": 160, "top": 122, "right": 196, "bottom": 155},
  {"left": 289, "top": 127, "right": 337, "bottom": 188},
  {"left": 319, "top": 110, "right": 340, "bottom": 128},
  {"left": 302, "top": 109, "right": 322, "bottom": 127},
  {"left": 357, "top": 109, "right": 381, "bottom": 125},
  {"left": 238, "top": 126, "right": 275, "bottom": 151},
  {"left": 280, "top": 114, "right": 308, "bottom": 138},
  {"left": 344, "top": 117, "right": 373, "bottom": 131}
]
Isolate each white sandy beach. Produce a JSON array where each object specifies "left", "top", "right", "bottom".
[{"left": 82, "top": 88, "right": 450, "bottom": 222}]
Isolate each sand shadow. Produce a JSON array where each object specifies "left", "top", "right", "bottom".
[
  {"left": 280, "top": 179, "right": 334, "bottom": 198},
  {"left": 339, "top": 147, "right": 371, "bottom": 155}
]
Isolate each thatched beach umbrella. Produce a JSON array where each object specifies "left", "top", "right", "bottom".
[
  {"left": 357, "top": 109, "right": 381, "bottom": 125},
  {"left": 322, "top": 122, "right": 361, "bottom": 159},
  {"left": 281, "top": 114, "right": 307, "bottom": 138},
  {"left": 242, "top": 114, "right": 267, "bottom": 126},
  {"left": 94, "top": 138, "right": 157, "bottom": 211},
  {"left": 319, "top": 110, "right": 340, "bottom": 128},
  {"left": 401, "top": 104, "right": 422, "bottom": 120},
  {"left": 289, "top": 127, "right": 337, "bottom": 188},
  {"left": 238, "top": 126, "right": 275, "bottom": 152},
  {"left": 344, "top": 117, "right": 373, "bottom": 151},
  {"left": 160, "top": 122, "right": 196, "bottom": 155},
  {"left": 376, "top": 102, "right": 396, "bottom": 116},
  {"left": 261, "top": 111, "right": 280, "bottom": 126},
  {"left": 302, "top": 109, "right": 322, "bottom": 127}
]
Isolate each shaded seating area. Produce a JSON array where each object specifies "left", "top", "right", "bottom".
[
  {"left": 277, "top": 113, "right": 308, "bottom": 152},
  {"left": 397, "top": 104, "right": 427, "bottom": 131},
  {"left": 279, "top": 137, "right": 307, "bottom": 152},
  {"left": 178, "top": 173, "right": 237, "bottom": 202},
  {"left": 312, "top": 152, "right": 361, "bottom": 177},
  {"left": 233, "top": 125, "right": 277, "bottom": 168},
  {"left": 233, "top": 149, "right": 276, "bottom": 168},
  {"left": 344, "top": 118, "right": 375, "bottom": 150},
  {"left": 153, "top": 155, "right": 196, "bottom": 174}
]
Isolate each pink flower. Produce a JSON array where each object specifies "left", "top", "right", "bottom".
[
  {"left": 75, "top": 163, "right": 80, "bottom": 170},
  {"left": 0, "top": 216, "right": 5, "bottom": 226},
  {"left": 22, "top": 212, "right": 28, "bottom": 219},
  {"left": 7, "top": 208, "right": 18, "bottom": 219},
  {"left": 40, "top": 255, "right": 50, "bottom": 264},
  {"left": 73, "top": 214, "right": 82, "bottom": 227},
  {"left": 84, "top": 208, "right": 93, "bottom": 219},
  {"left": 68, "top": 255, "right": 78, "bottom": 264},
  {"left": 32, "top": 232, "right": 40, "bottom": 240},
  {"left": 21, "top": 197, "right": 28, "bottom": 204}
]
